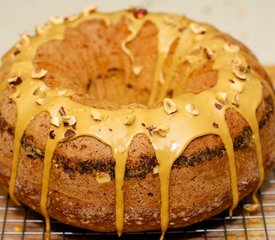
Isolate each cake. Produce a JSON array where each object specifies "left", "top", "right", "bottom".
[{"left": 0, "top": 7, "right": 274, "bottom": 239}]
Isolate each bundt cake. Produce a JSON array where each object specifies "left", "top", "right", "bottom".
[{"left": 0, "top": 7, "right": 274, "bottom": 239}]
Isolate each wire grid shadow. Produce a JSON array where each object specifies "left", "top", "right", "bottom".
[{"left": 0, "top": 168, "right": 274, "bottom": 240}]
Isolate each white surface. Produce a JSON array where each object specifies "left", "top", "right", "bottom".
[{"left": 0, "top": 0, "right": 275, "bottom": 64}]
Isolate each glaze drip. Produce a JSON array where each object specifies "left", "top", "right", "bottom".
[{"left": 0, "top": 9, "right": 273, "bottom": 240}]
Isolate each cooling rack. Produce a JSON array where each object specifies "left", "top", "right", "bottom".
[{"left": 0, "top": 167, "right": 274, "bottom": 240}]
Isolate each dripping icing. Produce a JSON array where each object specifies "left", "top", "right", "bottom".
[{"left": 0, "top": 9, "right": 272, "bottom": 240}]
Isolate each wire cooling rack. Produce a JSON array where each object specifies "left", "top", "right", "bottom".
[{"left": 0, "top": 168, "right": 274, "bottom": 240}]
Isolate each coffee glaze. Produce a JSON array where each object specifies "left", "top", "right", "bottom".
[{"left": 0, "top": 8, "right": 273, "bottom": 240}]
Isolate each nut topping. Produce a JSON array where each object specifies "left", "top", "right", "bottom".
[
  {"left": 224, "top": 43, "right": 240, "bottom": 53},
  {"left": 13, "top": 50, "right": 20, "bottom": 56},
  {"left": 153, "top": 125, "right": 170, "bottom": 137},
  {"left": 215, "top": 102, "right": 223, "bottom": 110},
  {"left": 49, "top": 16, "right": 64, "bottom": 25},
  {"left": 49, "top": 130, "right": 56, "bottom": 140},
  {"left": 35, "top": 25, "right": 45, "bottom": 35},
  {"left": 50, "top": 116, "right": 60, "bottom": 127},
  {"left": 62, "top": 115, "right": 76, "bottom": 126},
  {"left": 9, "top": 88, "right": 21, "bottom": 99},
  {"left": 163, "top": 98, "right": 177, "bottom": 115},
  {"left": 190, "top": 23, "right": 206, "bottom": 34},
  {"left": 231, "top": 93, "right": 240, "bottom": 107},
  {"left": 232, "top": 67, "right": 247, "bottom": 80},
  {"left": 232, "top": 56, "right": 242, "bottom": 67},
  {"left": 123, "top": 114, "right": 136, "bottom": 126},
  {"left": 64, "top": 129, "right": 76, "bottom": 139},
  {"left": 135, "top": 220, "right": 143, "bottom": 225},
  {"left": 8, "top": 76, "right": 22, "bottom": 86},
  {"left": 83, "top": 6, "right": 96, "bottom": 16},
  {"left": 59, "top": 106, "right": 66, "bottom": 116},
  {"left": 185, "top": 103, "right": 199, "bottom": 116},
  {"left": 204, "top": 47, "right": 214, "bottom": 59},
  {"left": 146, "top": 125, "right": 156, "bottom": 136},
  {"left": 39, "top": 83, "right": 49, "bottom": 92},
  {"left": 133, "top": 8, "right": 148, "bottom": 19},
  {"left": 36, "top": 98, "right": 45, "bottom": 105},
  {"left": 212, "top": 122, "right": 219, "bottom": 128},
  {"left": 91, "top": 108, "right": 103, "bottom": 121},
  {"left": 215, "top": 91, "right": 228, "bottom": 104},
  {"left": 153, "top": 165, "right": 159, "bottom": 175},
  {"left": 133, "top": 65, "right": 143, "bottom": 75},
  {"left": 19, "top": 33, "right": 30, "bottom": 45},
  {"left": 230, "top": 80, "right": 245, "bottom": 93},
  {"left": 239, "top": 65, "right": 251, "bottom": 73},
  {"left": 96, "top": 172, "right": 111, "bottom": 183},
  {"left": 32, "top": 69, "right": 48, "bottom": 79}
]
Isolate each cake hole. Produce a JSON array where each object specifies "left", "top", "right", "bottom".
[{"left": 33, "top": 17, "right": 217, "bottom": 107}]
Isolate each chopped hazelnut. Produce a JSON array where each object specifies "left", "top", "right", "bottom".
[
  {"left": 132, "top": 65, "right": 143, "bottom": 75},
  {"left": 153, "top": 125, "right": 170, "bottom": 137},
  {"left": 49, "top": 16, "right": 64, "bottom": 25},
  {"left": 224, "top": 43, "right": 240, "bottom": 53},
  {"left": 215, "top": 102, "right": 223, "bottom": 110},
  {"left": 212, "top": 122, "right": 219, "bottom": 128},
  {"left": 96, "top": 172, "right": 111, "bottom": 183},
  {"left": 59, "top": 106, "right": 66, "bottom": 116},
  {"left": 123, "top": 114, "right": 136, "bottom": 126},
  {"left": 232, "top": 56, "right": 242, "bottom": 67},
  {"left": 146, "top": 125, "right": 156, "bottom": 136},
  {"left": 135, "top": 220, "right": 143, "bottom": 225},
  {"left": 64, "top": 129, "right": 76, "bottom": 139},
  {"left": 190, "top": 23, "right": 206, "bottom": 34},
  {"left": 49, "top": 130, "right": 56, "bottom": 139},
  {"left": 133, "top": 8, "right": 148, "bottom": 19},
  {"left": 230, "top": 80, "right": 245, "bottom": 93},
  {"left": 153, "top": 165, "right": 159, "bottom": 175},
  {"left": 32, "top": 69, "right": 48, "bottom": 79},
  {"left": 36, "top": 98, "right": 45, "bottom": 105},
  {"left": 232, "top": 93, "right": 240, "bottom": 107},
  {"left": 9, "top": 88, "right": 21, "bottom": 99},
  {"left": 215, "top": 91, "right": 228, "bottom": 104},
  {"left": 91, "top": 108, "right": 103, "bottom": 121},
  {"left": 185, "top": 103, "right": 199, "bottom": 116},
  {"left": 35, "top": 25, "right": 45, "bottom": 35},
  {"left": 50, "top": 116, "right": 60, "bottom": 127},
  {"left": 19, "top": 33, "right": 30, "bottom": 45},
  {"left": 8, "top": 76, "right": 22, "bottom": 86},
  {"left": 204, "top": 47, "right": 214, "bottom": 59},
  {"left": 62, "top": 115, "right": 76, "bottom": 126},
  {"left": 233, "top": 67, "right": 247, "bottom": 80},
  {"left": 163, "top": 98, "right": 177, "bottom": 115},
  {"left": 83, "top": 6, "right": 96, "bottom": 16}
]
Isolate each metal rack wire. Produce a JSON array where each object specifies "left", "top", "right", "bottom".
[{"left": 0, "top": 168, "right": 274, "bottom": 240}]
